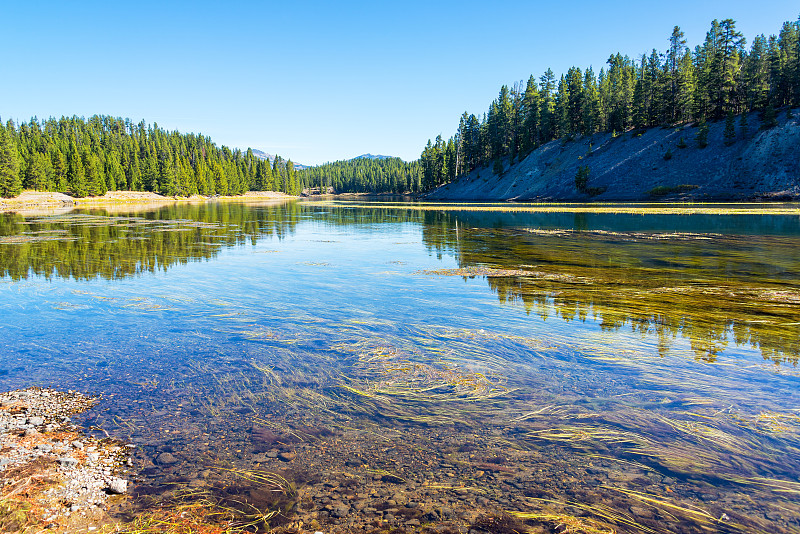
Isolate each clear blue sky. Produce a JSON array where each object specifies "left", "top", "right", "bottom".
[{"left": 2, "top": 1, "right": 798, "bottom": 165}]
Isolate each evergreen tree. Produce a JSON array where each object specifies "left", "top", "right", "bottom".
[
  {"left": 51, "top": 150, "right": 68, "bottom": 191},
  {"left": 761, "top": 104, "right": 778, "bottom": 128},
  {"left": 555, "top": 76, "right": 570, "bottom": 137},
  {"left": 158, "top": 148, "right": 177, "bottom": 196},
  {"left": 85, "top": 153, "right": 107, "bottom": 196},
  {"left": 696, "top": 119, "right": 710, "bottom": 148},
  {"left": 67, "top": 138, "right": 87, "bottom": 197},
  {"left": 519, "top": 76, "right": 541, "bottom": 154},
  {"left": 676, "top": 50, "right": 696, "bottom": 122},
  {"left": 24, "top": 152, "right": 49, "bottom": 191},
  {"left": 565, "top": 67, "right": 585, "bottom": 134},
  {"left": 723, "top": 110, "right": 737, "bottom": 145},
  {"left": 581, "top": 67, "right": 600, "bottom": 134},
  {"left": 212, "top": 161, "right": 227, "bottom": 195},
  {"left": 0, "top": 123, "right": 22, "bottom": 198},
  {"left": 744, "top": 35, "right": 772, "bottom": 111},
  {"left": 143, "top": 148, "right": 159, "bottom": 192},
  {"left": 575, "top": 165, "right": 590, "bottom": 192},
  {"left": 739, "top": 111, "right": 750, "bottom": 138},
  {"left": 776, "top": 20, "right": 800, "bottom": 106},
  {"left": 104, "top": 152, "right": 124, "bottom": 191},
  {"left": 666, "top": 26, "right": 688, "bottom": 123},
  {"left": 715, "top": 19, "right": 746, "bottom": 115},
  {"left": 539, "top": 69, "right": 557, "bottom": 141}
]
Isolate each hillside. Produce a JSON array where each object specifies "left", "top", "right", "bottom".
[
  {"left": 427, "top": 110, "right": 800, "bottom": 202},
  {"left": 352, "top": 154, "right": 393, "bottom": 161}
]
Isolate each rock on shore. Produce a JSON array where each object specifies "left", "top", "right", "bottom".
[{"left": 0, "top": 387, "right": 131, "bottom": 531}]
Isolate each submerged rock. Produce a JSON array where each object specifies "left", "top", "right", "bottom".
[{"left": 156, "top": 452, "right": 178, "bottom": 465}]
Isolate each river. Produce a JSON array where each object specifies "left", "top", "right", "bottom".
[{"left": 1, "top": 199, "right": 799, "bottom": 533}]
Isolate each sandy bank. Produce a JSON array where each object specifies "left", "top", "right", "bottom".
[{"left": 0, "top": 190, "right": 294, "bottom": 214}]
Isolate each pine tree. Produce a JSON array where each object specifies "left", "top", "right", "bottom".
[
  {"left": 51, "top": 150, "right": 68, "bottom": 191},
  {"left": 539, "top": 69, "right": 557, "bottom": 141},
  {"left": 676, "top": 50, "right": 696, "bottom": 122},
  {"left": 85, "top": 153, "right": 107, "bottom": 196},
  {"left": 744, "top": 35, "right": 772, "bottom": 110},
  {"left": 575, "top": 165, "right": 590, "bottom": 192},
  {"left": 158, "top": 148, "right": 177, "bottom": 196},
  {"left": 0, "top": 123, "right": 22, "bottom": 198},
  {"left": 761, "top": 104, "right": 778, "bottom": 128},
  {"left": 565, "top": 67, "right": 585, "bottom": 134},
  {"left": 776, "top": 20, "right": 800, "bottom": 106},
  {"left": 739, "top": 111, "right": 749, "bottom": 138},
  {"left": 581, "top": 67, "right": 600, "bottom": 134},
  {"left": 493, "top": 157, "right": 503, "bottom": 175},
  {"left": 212, "top": 161, "right": 227, "bottom": 195},
  {"left": 696, "top": 119, "right": 709, "bottom": 148},
  {"left": 555, "top": 76, "right": 570, "bottom": 137},
  {"left": 67, "top": 138, "right": 87, "bottom": 197},
  {"left": 715, "top": 19, "right": 746, "bottom": 116},
  {"left": 24, "top": 152, "right": 48, "bottom": 191},
  {"left": 666, "top": 26, "right": 688, "bottom": 123},
  {"left": 143, "top": 148, "right": 159, "bottom": 192},
  {"left": 723, "top": 111, "right": 737, "bottom": 145}
]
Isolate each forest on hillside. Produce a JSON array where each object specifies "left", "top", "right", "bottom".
[
  {"left": 420, "top": 17, "right": 800, "bottom": 190},
  {"left": 298, "top": 157, "right": 422, "bottom": 194},
  {"left": 0, "top": 116, "right": 303, "bottom": 198}
]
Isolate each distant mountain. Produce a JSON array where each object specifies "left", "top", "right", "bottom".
[
  {"left": 251, "top": 149, "right": 272, "bottom": 161},
  {"left": 351, "top": 154, "right": 394, "bottom": 161},
  {"left": 251, "top": 148, "right": 308, "bottom": 170}
]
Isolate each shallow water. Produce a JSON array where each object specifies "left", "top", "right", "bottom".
[{"left": 1, "top": 199, "right": 799, "bottom": 533}]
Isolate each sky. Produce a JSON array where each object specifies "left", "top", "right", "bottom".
[{"left": 2, "top": 1, "right": 798, "bottom": 165}]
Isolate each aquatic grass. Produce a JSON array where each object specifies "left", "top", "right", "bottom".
[
  {"left": 509, "top": 510, "right": 615, "bottom": 534},
  {"left": 515, "top": 497, "right": 650, "bottom": 533}
]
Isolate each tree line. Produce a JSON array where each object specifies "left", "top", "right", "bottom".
[
  {"left": 421, "top": 16, "right": 800, "bottom": 190},
  {"left": 298, "top": 157, "right": 422, "bottom": 194},
  {"left": 0, "top": 115, "right": 303, "bottom": 198}
]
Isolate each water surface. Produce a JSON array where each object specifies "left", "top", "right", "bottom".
[{"left": 1, "top": 200, "right": 799, "bottom": 533}]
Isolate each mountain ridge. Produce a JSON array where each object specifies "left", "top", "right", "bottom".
[
  {"left": 251, "top": 149, "right": 308, "bottom": 170},
  {"left": 351, "top": 154, "right": 394, "bottom": 161}
]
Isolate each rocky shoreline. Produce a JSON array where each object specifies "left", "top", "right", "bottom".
[{"left": 0, "top": 388, "right": 131, "bottom": 532}]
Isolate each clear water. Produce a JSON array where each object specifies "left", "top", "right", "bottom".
[{"left": 1, "top": 200, "right": 799, "bottom": 533}]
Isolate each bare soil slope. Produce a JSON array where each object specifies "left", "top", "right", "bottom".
[{"left": 428, "top": 109, "right": 800, "bottom": 202}]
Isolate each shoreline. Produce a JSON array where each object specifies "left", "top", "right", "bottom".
[
  {"left": 0, "top": 190, "right": 295, "bottom": 214},
  {"left": 0, "top": 388, "right": 131, "bottom": 533}
]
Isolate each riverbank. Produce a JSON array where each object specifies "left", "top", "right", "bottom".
[
  {"left": 0, "top": 388, "right": 130, "bottom": 533},
  {"left": 0, "top": 191, "right": 294, "bottom": 214}
]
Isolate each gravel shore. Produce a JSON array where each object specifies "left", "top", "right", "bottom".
[{"left": 0, "top": 387, "right": 131, "bottom": 532}]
